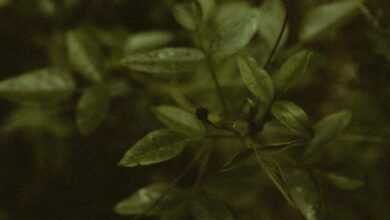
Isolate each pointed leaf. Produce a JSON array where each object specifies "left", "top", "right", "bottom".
[
  {"left": 299, "top": 0, "right": 362, "bottom": 42},
  {"left": 259, "top": 158, "right": 295, "bottom": 206},
  {"left": 120, "top": 47, "right": 205, "bottom": 74},
  {"left": 273, "top": 50, "right": 313, "bottom": 94},
  {"left": 210, "top": 8, "right": 259, "bottom": 59},
  {"left": 125, "top": 31, "right": 174, "bottom": 53},
  {"left": 284, "top": 168, "right": 323, "bottom": 220},
  {"left": 66, "top": 30, "right": 104, "bottom": 83},
  {"left": 119, "top": 129, "right": 190, "bottom": 167},
  {"left": 76, "top": 85, "right": 110, "bottom": 135},
  {"left": 271, "top": 101, "right": 311, "bottom": 138},
  {"left": 115, "top": 183, "right": 182, "bottom": 216},
  {"left": 304, "top": 110, "right": 352, "bottom": 158},
  {"left": 237, "top": 55, "right": 274, "bottom": 105},
  {"left": 154, "top": 105, "right": 205, "bottom": 136},
  {"left": 0, "top": 68, "right": 75, "bottom": 103}
]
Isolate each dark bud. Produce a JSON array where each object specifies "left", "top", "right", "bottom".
[{"left": 196, "top": 107, "right": 209, "bottom": 121}]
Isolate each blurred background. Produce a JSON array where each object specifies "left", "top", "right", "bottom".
[{"left": 0, "top": 0, "right": 389, "bottom": 220}]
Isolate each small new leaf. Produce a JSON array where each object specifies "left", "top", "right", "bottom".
[
  {"left": 121, "top": 47, "right": 205, "bottom": 74},
  {"left": 304, "top": 110, "right": 352, "bottom": 159},
  {"left": 271, "top": 101, "right": 311, "bottom": 138},
  {"left": 299, "top": 0, "right": 362, "bottom": 42},
  {"left": 66, "top": 30, "right": 104, "bottom": 83},
  {"left": 154, "top": 105, "right": 205, "bottom": 137},
  {"left": 76, "top": 85, "right": 110, "bottom": 135},
  {"left": 273, "top": 50, "right": 313, "bottom": 94},
  {"left": 119, "top": 129, "right": 190, "bottom": 167},
  {"left": 237, "top": 56, "right": 274, "bottom": 106},
  {"left": 0, "top": 68, "right": 75, "bottom": 103},
  {"left": 115, "top": 183, "right": 181, "bottom": 216},
  {"left": 210, "top": 8, "right": 259, "bottom": 59}
]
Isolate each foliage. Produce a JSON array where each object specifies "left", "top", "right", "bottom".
[{"left": 0, "top": 0, "right": 389, "bottom": 220}]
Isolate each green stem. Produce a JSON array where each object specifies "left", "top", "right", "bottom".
[{"left": 264, "top": 8, "right": 289, "bottom": 69}]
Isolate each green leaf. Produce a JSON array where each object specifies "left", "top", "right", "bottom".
[
  {"left": 304, "top": 110, "right": 352, "bottom": 159},
  {"left": 284, "top": 168, "right": 323, "bottom": 220},
  {"left": 237, "top": 55, "right": 274, "bottom": 106},
  {"left": 271, "top": 101, "right": 311, "bottom": 138},
  {"left": 154, "top": 105, "right": 205, "bottom": 136},
  {"left": 196, "top": 0, "right": 216, "bottom": 21},
  {"left": 120, "top": 47, "right": 205, "bottom": 74},
  {"left": 3, "top": 106, "right": 72, "bottom": 138},
  {"left": 324, "top": 172, "right": 364, "bottom": 190},
  {"left": 173, "top": 3, "right": 199, "bottom": 31},
  {"left": 119, "top": 129, "right": 190, "bottom": 167},
  {"left": 76, "top": 85, "right": 110, "bottom": 135},
  {"left": 258, "top": 0, "right": 288, "bottom": 50},
  {"left": 124, "top": 31, "right": 175, "bottom": 53},
  {"left": 114, "top": 183, "right": 182, "bottom": 216},
  {"left": 66, "top": 30, "right": 104, "bottom": 83},
  {"left": 273, "top": 50, "right": 313, "bottom": 94},
  {"left": 259, "top": 157, "right": 295, "bottom": 206},
  {"left": 0, "top": 68, "right": 75, "bottom": 103},
  {"left": 299, "top": 0, "right": 362, "bottom": 42},
  {"left": 210, "top": 8, "right": 259, "bottom": 59}
]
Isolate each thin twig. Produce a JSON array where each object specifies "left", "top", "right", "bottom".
[{"left": 264, "top": 9, "right": 289, "bottom": 69}]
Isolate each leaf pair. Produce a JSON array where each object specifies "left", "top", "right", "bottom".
[
  {"left": 271, "top": 101, "right": 352, "bottom": 161},
  {"left": 237, "top": 50, "right": 312, "bottom": 108},
  {"left": 119, "top": 106, "right": 205, "bottom": 167}
]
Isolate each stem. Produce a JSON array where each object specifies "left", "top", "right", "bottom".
[{"left": 264, "top": 9, "right": 289, "bottom": 69}]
